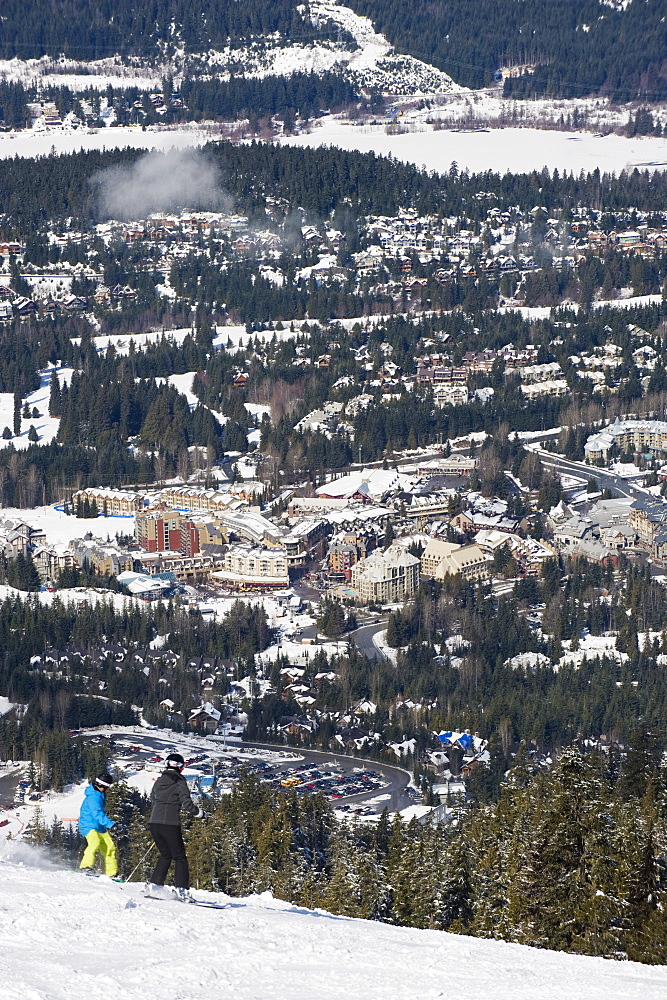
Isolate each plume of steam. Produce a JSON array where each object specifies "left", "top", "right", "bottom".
[{"left": 94, "top": 147, "right": 232, "bottom": 220}]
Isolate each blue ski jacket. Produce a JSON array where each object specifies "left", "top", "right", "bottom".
[{"left": 79, "top": 784, "right": 115, "bottom": 836}]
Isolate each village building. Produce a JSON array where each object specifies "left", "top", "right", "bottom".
[
  {"left": 215, "top": 544, "right": 289, "bottom": 589},
  {"left": 421, "top": 539, "right": 490, "bottom": 582},
  {"left": 70, "top": 539, "right": 134, "bottom": 577},
  {"left": 32, "top": 544, "right": 77, "bottom": 581},
  {"left": 585, "top": 418, "right": 667, "bottom": 462},
  {"left": 351, "top": 544, "right": 420, "bottom": 604},
  {"left": 188, "top": 702, "right": 221, "bottom": 733},
  {"left": 283, "top": 518, "right": 329, "bottom": 569},
  {"left": 71, "top": 488, "right": 143, "bottom": 515}
]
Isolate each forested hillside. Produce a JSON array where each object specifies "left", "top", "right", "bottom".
[
  {"left": 4, "top": 142, "right": 667, "bottom": 233},
  {"left": 0, "top": 0, "right": 320, "bottom": 60},
  {"left": 1, "top": 0, "right": 664, "bottom": 103},
  {"left": 351, "top": 0, "right": 667, "bottom": 100}
]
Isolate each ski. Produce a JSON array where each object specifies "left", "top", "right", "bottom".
[
  {"left": 77, "top": 871, "right": 125, "bottom": 882},
  {"left": 143, "top": 890, "right": 227, "bottom": 909}
]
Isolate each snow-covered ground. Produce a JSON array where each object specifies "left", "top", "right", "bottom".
[
  {"left": 0, "top": 123, "right": 214, "bottom": 162},
  {"left": 0, "top": 582, "right": 139, "bottom": 612},
  {"left": 499, "top": 294, "right": 666, "bottom": 319},
  {"left": 212, "top": 324, "right": 306, "bottom": 352},
  {"left": 256, "top": 635, "right": 346, "bottom": 669},
  {"left": 197, "top": 594, "right": 314, "bottom": 632},
  {"left": 2, "top": 118, "right": 663, "bottom": 178},
  {"left": 556, "top": 633, "right": 628, "bottom": 670},
  {"left": 80, "top": 327, "right": 196, "bottom": 356},
  {"left": 0, "top": 55, "right": 166, "bottom": 91},
  {"left": 373, "top": 629, "right": 399, "bottom": 665},
  {"left": 306, "top": 1, "right": 462, "bottom": 95},
  {"left": 0, "top": 365, "right": 74, "bottom": 448},
  {"left": 73, "top": 324, "right": 303, "bottom": 359},
  {"left": 0, "top": 504, "right": 135, "bottom": 545},
  {"left": 0, "top": 2, "right": 462, "bottom": 99},
  {"left": 284, "top": 121, "right": 667, "bottom": 176},
  {"left": 1, "top": 847, "right": 666, "bottom": 1000}
]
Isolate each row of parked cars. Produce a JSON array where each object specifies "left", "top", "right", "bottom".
[
  {"left": 82, "top": 734, "right": 387, "bottom": 810},
  {"left": 266, "top": 764, "right": 385, "bottom": 801}
]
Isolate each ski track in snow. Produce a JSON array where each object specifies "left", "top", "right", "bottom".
[{"left": 1, "top": 853, "right": 667, "bottom": 1000}]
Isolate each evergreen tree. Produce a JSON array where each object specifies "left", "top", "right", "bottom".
[
  {"left": 13, "top": 392, "right": 21, "bottom": 437},
  {"left": 48, "top": 370, "right": 62, "bottom": 417}
]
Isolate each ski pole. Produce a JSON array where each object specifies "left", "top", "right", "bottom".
[{"left": 125, "top": 843, "right": 155, "bottom": 883}]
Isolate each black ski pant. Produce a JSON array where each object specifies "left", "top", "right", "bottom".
[{"left": 149, "top": 822, "right": 189, "bottom": 889}]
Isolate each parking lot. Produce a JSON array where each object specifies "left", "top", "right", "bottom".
[{"left": 78, "top": 730, "right": 413, "bottom": 815}]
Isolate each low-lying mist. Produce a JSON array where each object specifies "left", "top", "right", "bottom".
[{"left": 94, "top": 147, "right": 232, "bottom": 220}]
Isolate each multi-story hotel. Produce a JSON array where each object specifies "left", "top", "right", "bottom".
[{"left": 585, "top": 419, "right": 667, "bottom": 462}]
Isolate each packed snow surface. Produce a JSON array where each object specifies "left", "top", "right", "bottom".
[{"left": 1, "top": 850, "right": 666, "bottom": 1000}]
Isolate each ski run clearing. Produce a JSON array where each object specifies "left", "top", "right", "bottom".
[{"left": 0, "top": 848, "right": 666, "bottom": 1000}]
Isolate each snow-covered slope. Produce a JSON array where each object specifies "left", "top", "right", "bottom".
[
  {"left": 0, "top": 3, "right": 462, "bottom": 98},
  {"left": 305, "top": 1, "right": 463, "bottom": 95},
  {"left": 1, "top": 848, "right": 666, "bottom": 999}
]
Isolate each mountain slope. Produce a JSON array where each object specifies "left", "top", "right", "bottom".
[
  {"left": 2, "top": 848, "right": 667, "bottom": 1000},
  {"left": 0, "top": 0, "right": 321, "bottom": 59},
  {"left": 349, "top": 0, "right": 667, "bottom": 99},
  {"left": 6, "top": 0, "right": 663, "bottom": 103}
]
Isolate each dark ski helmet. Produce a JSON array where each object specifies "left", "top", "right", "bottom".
[
  {"left": 165, "top": 753, "right": 185, "bottom": 770},
  {"left": 94, "top": 773, "right": 114, "bottom": 790}
]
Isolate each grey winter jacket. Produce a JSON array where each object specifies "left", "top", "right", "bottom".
[{"left": 149, "top": 768, "right": 199, "bottom": 825}]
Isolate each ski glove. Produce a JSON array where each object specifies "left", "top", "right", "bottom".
[{"left": 195, "top": 807, "right": 207, "bottom": 819}]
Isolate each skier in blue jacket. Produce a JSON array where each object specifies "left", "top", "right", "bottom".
[{"left": 78, "top": 773, "right": 119, "bottom": 878}]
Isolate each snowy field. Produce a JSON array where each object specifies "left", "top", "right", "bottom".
[
  {"left": 212, "top": 324, "right": 307, "bottom": 352},
  {"left": 0, "top": 582, "right": 139, "bottom": 613},
  {"left": 0, "top": 124, "right": 214, "bottom": 162},
  {"left": 1, "top": 119, "right": 665, "bottom": 180},
  {"left": 0, "top": 365, "right": 74, "bottom": 448},
  {"left": 0, "top": 504, "right": 135, "bottom": 545},
  {"left": 283, "top": 121, "right": 667, "bottom": 176},
  {"left": 1, "top": 849, "right": 667, "bottom": 1000},
  {"left": 79, "top": 327, "right": 196, "bottom": 356},
  {"left": 198, "top": 594, "right": 314, "bottom": 630},
  {"left": 77, "top": 325, "right": 304, "bottom": 359}
]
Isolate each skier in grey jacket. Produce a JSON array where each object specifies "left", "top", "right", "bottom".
[{"left": 146, "top": 753, "right": 205, "bottom": 901}]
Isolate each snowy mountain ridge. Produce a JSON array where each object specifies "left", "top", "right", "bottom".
[{"left": 2, "top": 845, "right": 667, "bottom": 1000}]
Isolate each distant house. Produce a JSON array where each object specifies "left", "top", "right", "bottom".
[
  {"left": 13, "top": 297, "right": 36, "bottom": 316},
  {"left": 188, "top": 702, "right": 221, "bottom": 733},
  {"left": 277, "top": 715, "right": 316, "bottom": 738}
]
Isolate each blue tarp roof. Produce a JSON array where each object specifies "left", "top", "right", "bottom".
[{"left": 437, "top": 731, "right": 474, "bottom": 750}]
